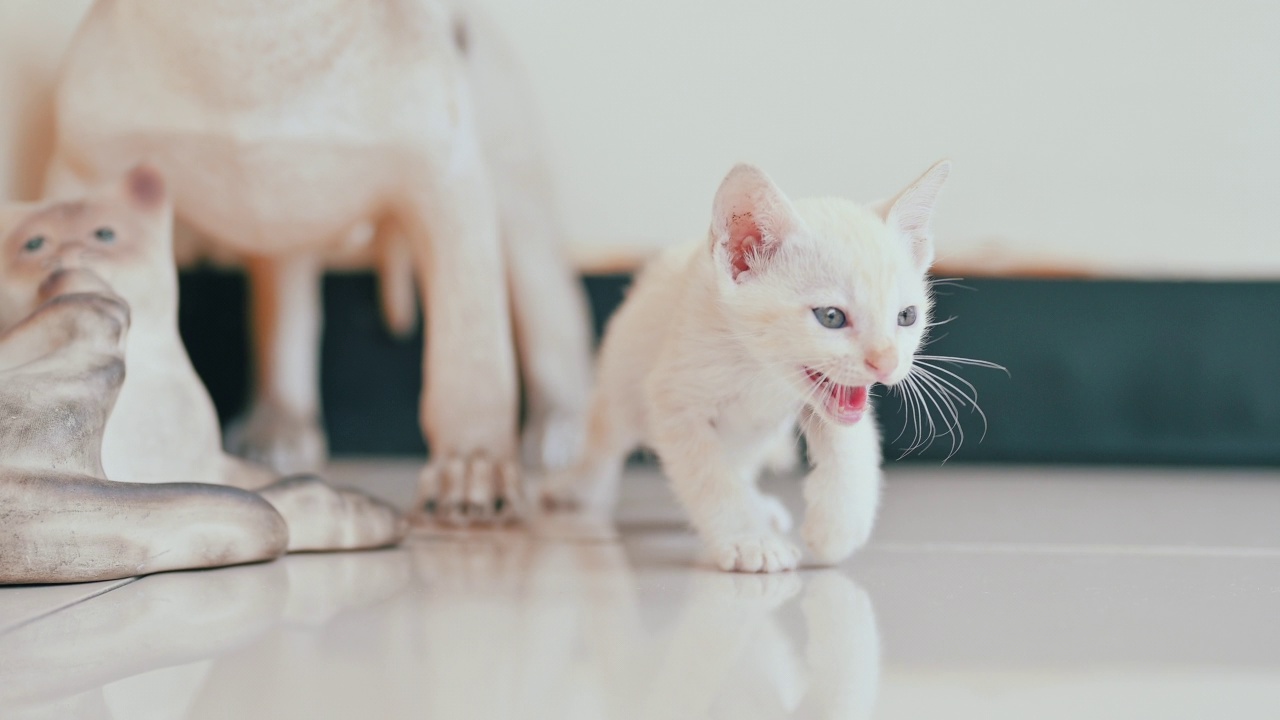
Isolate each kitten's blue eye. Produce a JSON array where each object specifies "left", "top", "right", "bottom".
[
  {"left": 23, "top": 236, "right": 45, "bottom": 252},
  {"left": 813, "top": 307, "right": 847, "bottom": 329},
  {"left": 94, "top": 227, "right": 115, "bottom": 243},
  {"left": 898, "top": 306, "right": 918, "bottom": 327}
]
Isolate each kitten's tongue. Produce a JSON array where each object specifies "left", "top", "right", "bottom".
[{"left": 826, "top": 384, "right": 869, "bottom": 425}]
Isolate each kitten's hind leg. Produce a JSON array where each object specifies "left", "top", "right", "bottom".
[{"left": 539, "top": 389, "right": 638, "bottom": 514}]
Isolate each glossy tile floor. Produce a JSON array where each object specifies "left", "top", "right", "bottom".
[{"left": 3, "top": 462, "right": 1280, "bottom": 719}]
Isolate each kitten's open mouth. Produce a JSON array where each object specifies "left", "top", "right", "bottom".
[{"left": 804, "top": 368, "right": 869, "bottom": 425}]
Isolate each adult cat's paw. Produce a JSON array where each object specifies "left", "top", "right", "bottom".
[
  {"left": 712, "top": 533, "right": 801, "bottom": 573},
  {"left": 225, "top": 400, "right": 328, "bottom": 475},
  {"left": 418, "top": 454, "right": 522, "bottom": 526},
  {"left": 801, "top": 505, "right": 872, "bottom": 565}
]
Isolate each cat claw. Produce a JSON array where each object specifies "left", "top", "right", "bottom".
[
  {"left": 418, "top": 454, "right": 523, "bottom": 526},
  {"left": 713, "top": 533, "right": 801, "bottom": 573}
]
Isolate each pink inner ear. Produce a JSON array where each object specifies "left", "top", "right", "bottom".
[
  {"left": 725, "top": 210, "right": 768, "bottom": 280},
  {"left": 126, "top": 166, "right": 165, "bottom": 209}
]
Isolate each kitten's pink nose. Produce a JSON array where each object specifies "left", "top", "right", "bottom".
[{"left": 865, "top": 347, "right": 899, "bottom": 379}]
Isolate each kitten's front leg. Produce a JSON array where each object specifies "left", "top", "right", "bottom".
[
  {"left": 800, "top": 411, "right": 884, "bottom": 565},
  {"left": 652, "top": 411, "right": 801, "bottom": 573}
]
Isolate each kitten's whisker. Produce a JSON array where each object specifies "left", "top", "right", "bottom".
[
  {"left": 919, "top": 333, "right": 949, "bottom": 349},
  {"left": 898, "top": 378, "right": 928, "bottom": 458},
  {"left": 915, "top": 360, "right": 983, "bottom": 405},
  {"left": 914, "top": 363, "right": 990, "bottom": 442},
  {"left": 909, "top": 374, "right": 945, "bottom": 456},
  {"left": 899, "top": 373, "right": 934, "bottom": 456},
  {"left": 915, "top": 354, "right": 1009, "bottom": 375},
  {"left": 913, "top": 371, "right": 964, "bottom": 460}
]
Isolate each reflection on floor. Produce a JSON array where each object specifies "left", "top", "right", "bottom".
[{"left": 3, "top": 463, "right": 1280, "bottom": 719}]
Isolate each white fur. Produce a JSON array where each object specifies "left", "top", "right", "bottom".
[
  {"left": 546, "top": 161, "right": 950, "bottom": 572},
  {"left": 42, "top": 0, "right": 596, "bottom": 519}
]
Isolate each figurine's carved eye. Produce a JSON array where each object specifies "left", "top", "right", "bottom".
[
  {"left": 813, "top": 307, "right": 847, "bottom": 329},
  {"left": 94, "top": 227, "right": 115, "bottom": 243},
  {"left": 23, "top": 236, "right": 45, "bottom": 252},
  {"left": 898, "top": 306, "right": 918, "bottom": 327}
]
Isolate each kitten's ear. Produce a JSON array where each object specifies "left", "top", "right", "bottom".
[
  {"left": 880, "top": 159, "right": 950, "bottom": 271},
  {"left": 115, "top": 163, "right": 169, "bottom": 212},
  {"left": 711, "top": 163, "right": 800, "bottom": 282}
]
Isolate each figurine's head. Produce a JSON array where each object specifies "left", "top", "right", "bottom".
[{"left": 0, "top": 164, "right": 176, "bottom": 331}]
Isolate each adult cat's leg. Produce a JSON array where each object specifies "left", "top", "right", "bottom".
[
  {"left": 400, "top": 127, "right": 520, "bottom": 526},
  {"left": 224, "top": 253, "right": 327, "bottom": 475},
  {"left": 800, "top": 411, "right": 883, "bottom": 564},
  {"left": 499, "top": 192, "right": 594, "bottom": 475}
]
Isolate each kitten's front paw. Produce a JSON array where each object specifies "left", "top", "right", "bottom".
[
  {"left": 802, "top": 505, "right": 872, "bottom": 565},
  {"left": 712, "top": 533, "right": 801, "bottom": 573},
  {"left": 418, "top": 454, "right": 522, "bottom": 526},
  {"left": 754, "top": 492, "right": 794, "bottom": 533},
  {"left": 225, "top": 400, "right": 328, "bottom": 476}
]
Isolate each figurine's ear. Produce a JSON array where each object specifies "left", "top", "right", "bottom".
[
  {"left": 710, "top": 163, "right": 801, "bottom": 282},
  {"left": 116, "top": 163, "right": 169, "bottom": 212},
  {"left": 0, "top": 202, "right": 35, "bottom": 240}
]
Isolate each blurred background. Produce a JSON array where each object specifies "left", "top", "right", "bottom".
[{"left": 3, "top": 0, "right": 1278, "bottom": 464}]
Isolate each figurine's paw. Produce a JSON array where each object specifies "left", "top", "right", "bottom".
[
  {"left": 521, "top": 408, "right": 586, "bottom": 473},
  {"left": 753, "top": 492, "right": 794, "bottom": 533},
  {"left": 225, "top": 401, "right": 328, "bottom": 476},
  {"left": 712, "top": 532, "right": 801, "bottom": 573},
  {"left": 801, "top": 505, "right": 871, "bottom": 565},
  {"left": 418, "top": 454, "right": 522, "bottom": 526},
  {"left": 259, "top": 475, "right": 408, "bottom": 552}
]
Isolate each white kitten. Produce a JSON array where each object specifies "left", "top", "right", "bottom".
[{"left": 545, "top": 160, "right": 951, "bottom": 572}]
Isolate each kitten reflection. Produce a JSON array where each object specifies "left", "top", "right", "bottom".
[
  {"left": 406, "top": 538, "right": 881, "bottom": 720},
  {"left": 643, "top": 572, "right": 880, "bottom": 720}
]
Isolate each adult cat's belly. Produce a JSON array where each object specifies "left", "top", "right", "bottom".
[{"left": 72, "top": 133, "right": 400, "bottom": 254}]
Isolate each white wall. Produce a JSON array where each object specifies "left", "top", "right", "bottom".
[
  {"left": 3, "top": 1, "right": 1277, "bottom": 278},
  {"left": 479, "top": 0, "right": 1280, "bottom": 278}
]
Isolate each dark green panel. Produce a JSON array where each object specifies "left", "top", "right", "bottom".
[
  {"left": 895, "top": 278, "right": 1280, "bottom": 465},
  {"left": 177, "top": 270, "right": 1280, "bottom": 465}
]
